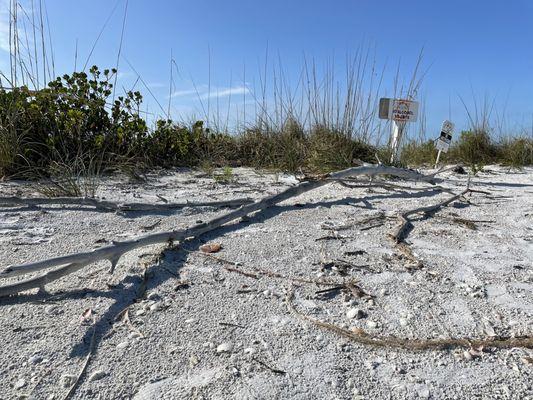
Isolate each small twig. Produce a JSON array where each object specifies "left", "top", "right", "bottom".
[
  {"left": 344, "top": 281, "right": 373, "bottom": 298},
  {"left": 120, "top": 309, "right": 145, "bottom": 338},
  {"left": 251, "top": 357, "right": 286, "bottom": 375},
  {"left": 315, "top": 286, "right": 344, "bottom": 295},
  {"left": 223, "top": 265, "right": 259, "bottom": 279},
  {"left": 219, "top": 322, "right": 246, "bottom": 329},
  {"left": 315, "top": 233, "right": 348, "bottom": 241},
  {"left": 62, "top": 320, "right": 97, "bottom": 400},
  {"left": 314, "top": 281, "right": 371, "bottom": 298},
  {"left": 359, "top": 223, "right": 384, "bottom": 231}
]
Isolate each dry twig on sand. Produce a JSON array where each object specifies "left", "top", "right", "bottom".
[
  {"left": 287, "top": 288, "right": 533, "bottom": 351},
  {"left": 389, "top": 187, "right": 473, "bottom": 243},
  {"left": 62, "top": 320, "right": 97, "bottom": 400},
  {"left": 386, "top": 179, "right": 484, "bottom": 270}
]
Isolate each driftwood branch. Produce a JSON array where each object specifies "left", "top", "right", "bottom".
[
  {"left": 287, "top": 288, "right": 533, "bottom": 350},
  {"left": 0, "top": 196, "right": 253, "bottom": 212},
  {"left": 336, "top": 180, "right": 455, "bottom": 195},
  {"left": 0, "top": 164, "right": 436, "bottom": 297},
  {"left": 389, "top": 188, "right": 472, "bottom": 243}
]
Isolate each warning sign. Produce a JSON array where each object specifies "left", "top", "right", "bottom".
[
  {"left": 390, "top": 99, "right": 419, "bottom": 122},
  {"left": 378, "top": 98, "right": 419, "bottom": 122},
  {"left": 435, "top": 120, "right": 454, "bottom": 153}
]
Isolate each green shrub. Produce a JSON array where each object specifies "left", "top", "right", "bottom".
[
  {"left": 498, "top": 137, "right": 533, "bottom": 167},
  {"left": 148, "top": 120, "right": 203, "bottom": 166},
  {"left": 213, "top": 166, "right": 235, "bottom": 184},
  {"left": 448, "top": 130, "right": 497, "bottom": 167},
  {"left": 307, "top": 126, "right": 375, "bottom": 172},
  {"left": 400, "top": 140, "right": 437, "bottom": 166},
  {"left": 236, "top": 118, "right": 307, "bottom": 172},
  {"left": 0, "top": 66, "right": 147, "bottom": 176},
  {"left": 272, "top": 119, "right": 307, "bottom": 172},
  {"left": 236, "top": 128, "right": 275, "bottom": 168},
  {"left": 199, "top": 131, "right": 240, "bottom": 167}
]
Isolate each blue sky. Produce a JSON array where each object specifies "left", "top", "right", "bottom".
[{"left": 1, "top": 0, "right": 533, "bottom": 140}]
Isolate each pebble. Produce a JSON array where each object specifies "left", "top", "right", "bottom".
[
  {"left": 88, "top": 370, "right": 106, "bottom": 382},
  {"left": 147, "top": 292, "right": 159, "bottom": 301},
  {"left": 116, "top": 341, "right": 129, "bottom": 350},
  {"left": 366, "top": 320, "right": 378, "bottom": 329},
  {"left": 344, "top": 299, "right": 358, "bottom": 307},
  {"left": 346, "top": 308, "right": 366, "bottom": 319},
  {"left": 45, "top": 305, "right": 62, "bottom": 316},
  {"left": 149, "top": 302, "right": 162, "bottom": 312},
  {"left": 135, "top": 309, "right": 145, "bottom": 317},
  {"left": 128, "top": 332, "right": 142, "bottom": 340},
  {"left": 168, "top": 346, "right": 182, "bottom": 354},
  {"left": 29, "top": 355, "right": 43, "bottom": 364},
  {"left": 418, "top": 386, "right": 431, "bottom": 398},
  {"left": 244, "top": 347, "right": 256, "bottom": 355},
  {"left": 189, "top": 355, "right": 199, "bottom": 368},
  {"left": 216, "top": 342, "right": 234, "bottom": 353},
  {"left": 61, "top": 374, "right": 76, "bottom": 388},
  {"left": 292, "top": 366, "right": 303, "bottom": 375},
  {"left": 463, "top": 351, "right": 473, "bottom": 361},
  {"left": 399, "top": 317, "right": 409, "bottom": 327},
  {"left": 14, "top": 378, "right": 26, "bottom": 390}
]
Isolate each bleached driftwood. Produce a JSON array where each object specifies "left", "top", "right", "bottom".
[
  {"left": 0, "top": 164, "right": 439, "bottom": 297},
  {"left": 336, "top": 179, "right": 456, "bottom": 195},
  {"left": 389, "top": 187, "right": 472, "bottom": 243},
  {"left": 0, "top": 196, "right": 253, "bottom": 212}
]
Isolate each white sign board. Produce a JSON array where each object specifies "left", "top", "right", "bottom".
[
  {"left": 390, "top": 99, "right": 419, "bottom": 122},
  {"left": 379, "top": 98, "right": 419, "bottom": 122},
  {"left": 435, "top": 120, "right": 454, "bottom": 153},
  {"left": 378, "top": 97, "right": 419, "bottom": 163}
]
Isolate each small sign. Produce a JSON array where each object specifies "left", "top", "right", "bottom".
[
  {"left": 378, "top": 98, "right": 419, "bottom": 122},
  {"left": 435, "top": 120, "right": 454, "bottom": 153},
  {"left": 390, "top": 99, "right": 419, "bottom": 122}
]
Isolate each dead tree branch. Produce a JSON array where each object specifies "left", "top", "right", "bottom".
[
  {"left": 0, "top": 196, "right": 253, "bottom": 212},
  {"left": 389, "top": 188, "right": 472, "bottom": 243},
  {"left": 0, "top": 164, "right": 436, "bottom": 297}
]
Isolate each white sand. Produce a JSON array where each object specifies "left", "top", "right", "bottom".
[{"left": 0, "top": 166, "right": 532, "bottom": 399}]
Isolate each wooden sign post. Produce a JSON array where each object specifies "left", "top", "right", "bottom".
[{"left": 379, "top": 98, "right": 419, "bottom": 163}]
